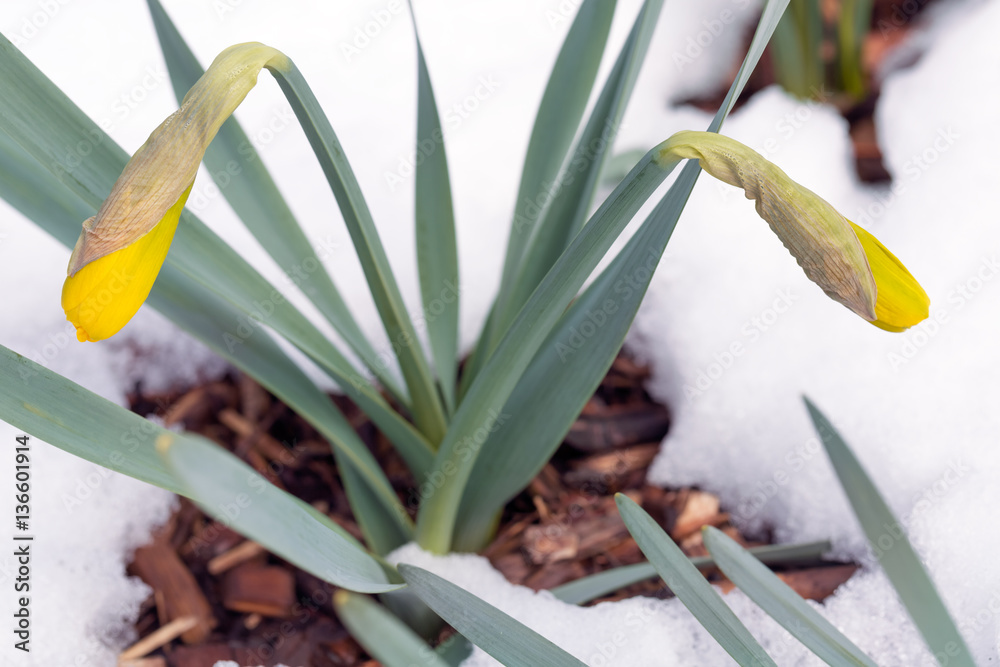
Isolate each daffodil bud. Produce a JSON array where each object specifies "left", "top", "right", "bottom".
[
  {"left": 62, "top": 42, "right": 288, "bottom": 342},
  {"left": 660, "top": 131, "right": 929, "bottom": 332}
]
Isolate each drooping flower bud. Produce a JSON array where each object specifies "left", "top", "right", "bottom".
[
  {"left": 62, "top": 42, "right": 288, "bottom": 342},
  {"left": 660, "top": 131, "right": 928, "bottom": 331}
]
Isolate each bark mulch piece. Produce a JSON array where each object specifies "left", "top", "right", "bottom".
[{"left": 122, "top": 352, "right": 858, "bottom": 665}]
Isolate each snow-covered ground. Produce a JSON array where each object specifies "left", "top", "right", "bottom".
[{"left": 1, "top": 0, "right": 996, "bottom": 664}]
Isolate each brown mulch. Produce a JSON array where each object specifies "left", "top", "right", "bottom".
[{"left": 120, "top": 353, "right": 856, "bottom": 666}]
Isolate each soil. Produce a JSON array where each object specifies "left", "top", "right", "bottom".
[{"left": 120, "top": 353, "right": 855, "bottom": 666}]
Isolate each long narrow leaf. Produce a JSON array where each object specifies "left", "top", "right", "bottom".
[
  {"left": 805, "top": 398, "right": 976, "bottom": 666},
  {"left": 159, "top": 431, "right": 403, "bottom": 593},
  {"left": 617, "top": 495, "right": 777, "bottom": 666},
  {"left": 0, "top": 128, "right": 415, "bottom": 546},
  {"left": 409, "top": 2, "right": 459, "bottom": 413},
  {"left": 771, "top": 0, "right": 825, "bottom": 99},
  {"left": 492, "top": 0, "right": 665, "bottom": 345},
  {"left": 145, "top": 0, "right": 407, "bottom": 404},
  {"left": 0, "top": 346, "right": 401, "bottom": 594},
  {"left": 482, "top": 0, "right": 617, "bottom": 372},
  {"left": 702, "top": 527, "right": 876, "bottom": 667},
  {"left": 334, "top": 592, "right": 449, "bottom": 667},
  {"left": 0, "top": 34, "right": 435, "bottom": 479},
  {"left": 267, "top": 60, "right": 448, "bottom": 444},
  {"left": 416, "top": 144, "right": 680, "bottom": 551},
  {"left": 552, "top": 540, "right": 832, "bottom": 605},
  {"left": 398, "top": 564, "right": 588, "bottom": 667},
  {"left": 451, "top": 0, "right": 791, "bottom": 551}
]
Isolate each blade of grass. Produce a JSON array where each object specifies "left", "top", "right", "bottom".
[
  {"left": 804, "top": 398, "right": 976, "bottom": 667},
  {"left": 616, "top": 495, "right": 778, "bottom": 666},
  {"left": 398, "top": 564, "right": 588, "bottom": 667},
  {"left": 465, "top": 0, "right": 616, "bottom": 390},
  {"left": 771, "top": 0, "right": 825, "bottom": 99},
  {"left": 702, "top": 526, "right": 876, "bottom": 667},
  {"left": 266, "top": 59, "right": 448, "bottom": 444},
  {"left": 408, "top": 1, "right": 459, "bottom": 414},
  {"left": 159, "top": 431, "right": 404, "bottom": 593},
  {"left": 145, "top": 0, "right": 406, "bottom": 405},
  {"left": 416, "top": 144, "right": 681, "bottom": 552},
  {"left": 0, "top": 34, "right": 435, "bottom": 479},
  {"left": 837, "top": 0, "right": 874, "bottom": 99},
  {"left": 552, "top": 540, "right": 832, "bottom": 605},
  {"left": 333, "top": 592, "right": 449, "bottom": 667},
  {"left": 0, "top": 127, "right": 415, "bottom": 545},
  {"left": 450, "top": 0, "right": 790, "bottom": 551},
  {"left": 0, "top": 345, "right": 401, "bottom": 594},
  {"left": 491, "top": 0, "right": 665, "bottom": 347}
]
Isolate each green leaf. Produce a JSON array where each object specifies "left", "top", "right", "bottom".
[
  {"left": 144, "top": 0, "right": 407, "bottom": 405},
  {"left": 0, "top": 345, "right": 400, "bottom": 594},
  {"left": 484, "top": 0, "right": 617, "bottom": 365},
  {"left": 0, "top": 344, "right": 181, "bottom": 494},
  {"left": 702, "top": 527, "right": 876, "bottom": 667},
  {"left": 159, "top": 431, "right": 403, "bottom": 593},
  {"left": 616, "top": 495, "right": 777, "bottom": 666},
  {"left": 408, "top": 1, "right": 459, "bottom": 414},
  {"left": 450, "top": 0, "right": 791, "bottom": 551},
  {"left": 334, "top": 592, "right": 448, "bottom": 667},
  {"left": 0, "top": 33, "right": 435, "bottom": 480},
  {"left": 492, "top": 0, "right": 665, "bottom": 345},
  {"left": 804, "top": 398, "right": 976, "bottom": 667},
  {"left": 397, "top": 564, "right": 588, "bottom": 667},
  {"left": 416, "top": 144, "right": 679, "bottom": 552},
  {"left": 334, "top": 447, "right": 411, "bottom": 556},
  {"left": 771, "top": 0, "right": 825, "bottom": 99},
  {"left": 0, "top": 116, "right": 415, "bottom": 550},
  {"left": 551, "top": 540, "right": 832, "bottom": 605},
  {"left": 837, "top": 0, "right": 875, "bottom": 99},
  {"left": 266, "top": 60, "right": 448, "bottom": 444}
]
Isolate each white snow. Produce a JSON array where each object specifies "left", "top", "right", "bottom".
[{"left": 1, "top": 0, "right": 997, "bottom": 664}]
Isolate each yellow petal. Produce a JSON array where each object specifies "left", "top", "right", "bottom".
[
  {"left": 849, "top": 222, "right": 930, "bottom": 332},
  {"left": 62, "top": 184, "right": 192, "bottom": 342}
]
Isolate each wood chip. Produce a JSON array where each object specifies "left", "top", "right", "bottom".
[
  {"left": 130, "top": 536, "right": 215, "bottom": 644},
  {"left": 207, "top": 540, "right": 266, "bottom": 576},
  {"left": 118, "top": 616, "right": 198, "bottom": 661},
  {"left": 222, "top": 565, "right": 296, "bottom": 618},
  {"left": 671, "top": 490, "right": 722, "bottom": 540}
]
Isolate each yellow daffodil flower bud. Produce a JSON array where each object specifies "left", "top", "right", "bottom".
[
  {"left": 660, "top": 131, "right": 929, "bottom": 332},
  {"left": 62, "top": 42, "right": 288, "bottom": 342}
]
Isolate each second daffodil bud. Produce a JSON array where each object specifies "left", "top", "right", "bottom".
[
  {"left": 62, "top": 42, "right": 288, "bottom": 342},
  {"left": 660, "top": 131, "right": 929, "bottom": 332}
]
